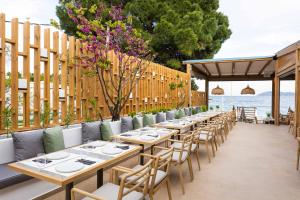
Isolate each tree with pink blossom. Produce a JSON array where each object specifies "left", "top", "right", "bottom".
[{"left": 66, "top": 2, "right": 151, "bottom": 121}]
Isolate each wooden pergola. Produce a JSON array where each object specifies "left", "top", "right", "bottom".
[{"left": 184, "top": 40, "right": 300, "bottom": 131}]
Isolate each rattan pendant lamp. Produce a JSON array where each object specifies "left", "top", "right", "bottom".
[
  {"left": 211, "top": 85, "right": 224, "bottom": 95},
  {"left": 211, "top": 85, "right": 224, "bottom": 111},
  {"left": 241, "top": 85, "right": 255, "bottom": 95}
]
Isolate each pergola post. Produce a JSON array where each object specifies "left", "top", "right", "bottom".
[
  {"left": 205, "top": 79, "right": 209, "bottom": 107},
  {"left": 295, "top": 48, "right": 300, "bottom": 136},
  {"left": 274, "top": 61, "right": 280, "bottom": 126},
  {"left": 187, "top": 64, "right": 192, "bottom": 107},
  {"left": 271, "top": 78, "right": 275, "bottom": 118}
]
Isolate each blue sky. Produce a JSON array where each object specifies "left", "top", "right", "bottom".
[{"left": 0, "top": 0, "right": 298, "bottom": 95}]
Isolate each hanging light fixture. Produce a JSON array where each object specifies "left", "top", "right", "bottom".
[
  {"left": 211, "top": 85, "right": 224, "bottom": 95},
  {"left": 241, "top": 85, "right": 255, "bottom": 95}
]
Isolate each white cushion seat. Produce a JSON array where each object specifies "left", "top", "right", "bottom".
[
  {"left": 82, "top": 182, "right": 143, "bottom": 200},
  {"left": 158, "top": 150, "right": 188, "bottom": 163},
  {"left": 171, "top": 142, "right": 197, "bottom": 152},
  {"left": 120, "top": 165, "right": 167, "bottom": 187},
  {"left": 199, "top": 134, "right": 212, "bottom": 141}
]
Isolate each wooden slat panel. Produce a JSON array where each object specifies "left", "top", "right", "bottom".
[
  {"left": 11, "top": 18, "right": 19, "bottom": 129},
  {"left": 23, "top": 21, "right": 30, "bottom": 127},
  {"left": 0, "top": 13, "right": 6, "bottom": 130},
  {"left": 68, "top": 36, "right": 75, "bottom": 121},
  {"left": 43, "top": 28, "right": 50, "bottom": 126},
  {"left": 60, "top": 34, "right": 67, "bottom": 121},
  {"left": 33, "top": 25, "right": 41, "bottom": 127},
  {"left": 52, "top": 31, "right": 59, "bottom": 123},
  {"left": 75, "top": 39, "right": 82, "bottom": 121}
]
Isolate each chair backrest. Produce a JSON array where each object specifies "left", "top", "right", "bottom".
[
  {"left": 118, "top": 159, "right": 153, "bottom": 200},
  {"left": 177, "top": 134, "right": 193, "bottom": 162},
  {"left": 150, "top": 147, "right": 174, "bottom": 189}
]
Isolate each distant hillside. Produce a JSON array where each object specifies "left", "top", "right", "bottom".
[{"left": 257, "top": 91, "right": 295, "bottom": 96}]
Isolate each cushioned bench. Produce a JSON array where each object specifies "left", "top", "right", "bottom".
[
  {"left": 0, "top": 164, "right": 31, "bottom": 189},
  {"left": 0, "top": 107, "right": 196, "bottom": 198}
]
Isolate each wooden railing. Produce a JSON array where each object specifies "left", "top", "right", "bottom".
[{"left": 0, "top": 14, "right": 205, "bottom": 133}]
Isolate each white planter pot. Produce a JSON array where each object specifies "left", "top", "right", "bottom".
[{"left": 18, "top": 79, "right": 27, "bottom": 90}]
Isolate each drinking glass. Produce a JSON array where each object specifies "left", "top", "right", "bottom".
[{"left": 36, "top": 153, "right": 46, "bottom": 171}]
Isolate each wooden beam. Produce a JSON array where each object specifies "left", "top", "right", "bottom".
[
  {"left": 192, "top": 65, "right": 208, "bottom": 78},
  {"left": 186, "top": 64, "right": 192, "bottom": 107},
  {"left": 295, "top": 48, "right": 300, "bottom": 136},
  {"left": 271, "top": 78, "right": 275, "bottom": 118},
  {"left": 208, "top": 75, "right": 272, "bottom": 82},
  {"left": 205, "top": 79, "right": 209, "bottom": 107},
  {"left": 258, "top": 60, "right": 272, "bottom": 75},
  {"left": 274, "top": 60, "right": 280, "bottom": 126},
  {"left": 216, "top": 63, "right": 221, "bottom": 76},
  {"left": 202, "top": 63, "right": 211, "bottom": 76},
  {"left": 245, "top": 61, "right": 253, "bottom": 75}
]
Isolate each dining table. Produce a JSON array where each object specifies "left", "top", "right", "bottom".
[
  {"left": 112, "top": 127, "right": 178, "bottom": 165},
  {"left": 8, "top": 141, "right": 141, "bottom": 200}
]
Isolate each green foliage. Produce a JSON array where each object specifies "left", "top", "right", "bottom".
[
  {"left": 216, "top": 105, "right": 220, "bottom": 109},
  {"left": 192, "top": 108, "right": 197, "bottom": 115},
  {"left": 209, "top": 106, "right": 213, "bottom": 111},
  {"left": 128, "top": 111, "right": 136, "bottom": 118},
  {"left": 200, "top": 105, "right": 207, "bottom": 112},
  {"left": 266, "top": 112, "right": 271, "bottom": 118},
  {"left": 1, "top": 104, "right": 14, "bottom": 137},
  {"left": 169, "top": 82, "right": 177, "bottom": 91},
  {"left": 166, "top": 59, "right": 181, "bottom": 70},
  {"left": 55, "top": 0, "right": 231, "bottom": 69},
  {"left": 191, "top": 79, "right": 199, "bottom": 91},
  {"left": 64, "top": 106, "right": 74, "bottom": 128},
  {"left": 40, "top": 102, "right": 50, "bottom": 129}
]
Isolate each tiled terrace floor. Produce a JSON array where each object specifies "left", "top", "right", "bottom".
[{"left": 34, "top": 123, "right": 300, "bottom": 199}]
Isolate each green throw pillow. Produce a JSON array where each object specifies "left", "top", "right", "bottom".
[
  {"left": 143, "top": 114, "right": 154, "bottom": 127},
  {"left": 100, "top": 122, "right": 113, "bottom": 141},
  {"left": 133, "top": 116, "right": 143, "bottom": 129},
  {"left": 43, "top": 126, "right": 65, "bottom": 153}
]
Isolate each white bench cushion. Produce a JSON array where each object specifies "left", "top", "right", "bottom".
[
  {"left": 63, "top": 127, "right": 83, "bottom": 148},
  {"left": 0, "top": 138, "right": 15, "bottom": 164}
]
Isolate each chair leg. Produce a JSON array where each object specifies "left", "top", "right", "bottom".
[
  {"left": 205, "top": 141, "right": 211, "bottom": 163},
  {"left": 194, "top": 149, "right": 201, "bottom": 171},
  {"left": 187, "top": 157, "right": 194, "bottom": 181},
  {"left": 297, "top": 148, "right": 300, "bottom": 170},
  {"left": 210, "top": 140, "right": 215, "bottom": 157},
  {"left": 214, "top": 136, "right": 218, "bottom": 151},
  {"left": 177, "top": 165, "right": 185, "bottom": 194},
  {"left": 166, "top": 178, "right": 173, "bottom": 200}
]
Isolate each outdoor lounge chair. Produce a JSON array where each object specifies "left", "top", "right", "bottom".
[
  {"left": 112, "top": 146, "right": 174, "bottom": 200},
  {"left": 165, "top": 134, "right": 194, "bottom": 194},
  {"left": 71, "top": 159, "right": 153, "bottom": 200}
]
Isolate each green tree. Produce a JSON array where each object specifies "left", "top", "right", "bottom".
[
  {"left": 55, "top": 0, "right": 231, "bottom": 70},
  {"left": 191, "top": 79, "right": 199, "bottom": 91}
]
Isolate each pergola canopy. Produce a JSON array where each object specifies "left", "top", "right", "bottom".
[{"left": 183, "top": 55, "right": 276, "bottom": 81}]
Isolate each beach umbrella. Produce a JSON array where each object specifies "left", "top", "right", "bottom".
[
  {"left": 241, "top": 85, "right": 255, "bottom": 95},
  {"left": 211, "top": 85, "right": 224, "bottom": 95}
]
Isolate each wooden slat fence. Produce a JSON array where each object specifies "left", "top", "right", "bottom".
[{"left": 0, "top": 14, "right": 205, "bottom": 133}]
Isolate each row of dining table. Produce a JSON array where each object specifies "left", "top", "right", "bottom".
[{"left": 8, "top": 111, "right": 222, "bottom": 200}]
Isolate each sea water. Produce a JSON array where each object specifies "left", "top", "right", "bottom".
[{"left": 209, "top": 95, "right": 295, "bottom": 118}]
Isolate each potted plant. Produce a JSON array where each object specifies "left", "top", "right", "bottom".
[{"left": 266, "top": 112, "right": 271, "bottom": 119}]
